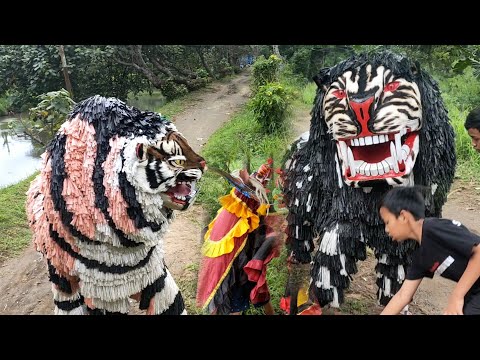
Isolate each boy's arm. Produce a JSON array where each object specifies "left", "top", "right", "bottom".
[
  {"left": 444, "top": 245, "right": 480, "bottom": 315},
  {"left": 380, "top": 279, "right": 422, "bottom": 315}
]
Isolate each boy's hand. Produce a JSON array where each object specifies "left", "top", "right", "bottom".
[{"left": 443, "top": 296, "right": 464, "bottom": 315}]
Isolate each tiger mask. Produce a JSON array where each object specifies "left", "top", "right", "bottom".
[
  {"left": 315, "top": 54, "right": 422, "bottom": 188},
  {"left": 134, "top": 130, "right": 206, "bottom": 211},
  {"left": 26, "top": 95, "right": 206, "bottom": 315}
]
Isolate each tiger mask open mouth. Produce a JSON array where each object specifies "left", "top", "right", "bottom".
[
  {"left": 130, "top": 130, "right": 206, "bottom": 211},
  {"left": 320, "top": 64, "right": 422, "bottom": 187}
]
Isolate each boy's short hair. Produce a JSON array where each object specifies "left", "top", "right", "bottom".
[
  {"left": 465, "top": 107, "right": 480, "bottom": 131},
  {"left": 380, "top": 186, "right": 426, "bottom": 220}
]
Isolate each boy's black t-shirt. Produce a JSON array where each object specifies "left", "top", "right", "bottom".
[{"left": 406, "top": 218, "right": 480, "bottom": 292}]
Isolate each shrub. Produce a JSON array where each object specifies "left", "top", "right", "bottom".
[
  {"left": 160, "top": 80, "right": 189, "bottom": 101},
  {"left": 28, "top": 89, "right": 75, "bottom": 141},
  {"left": 252, "top": 55, "right": 282, "bottom": 93},
  {"left": 249, "top": 82, "right": 291, "bottom": 134}
]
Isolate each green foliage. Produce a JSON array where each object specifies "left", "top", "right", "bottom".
[
  {"left": 249, "top": 82, "right": 292, "bottom": 134},
  {"left": 0, "top": 94, "right": 11, "bottom": 116},
  {"left": 198, "top": 108, "right": 291, "bottom": 218},
  {"left": 0, "top": 45, "right": 148, "bottom": 111},
  {"left": 301, "top": 82, "right": 317, "bottom": 106},
  {"left": 437, "top": 72, "right": 480, "bottom": 180},
  {"left": 28, "top": 89, "right": 75, "bottom": 140},
  {"left": 289, "top": 47, "right": 313, "bottom": 80},
  {"left": 197, "top": 171, "right": 231, "bottom": 218},
  {"left": 437, "top": 67, "right": 480, "bottom": 112},
  {"left": 216, "top": 58, "right": 235, "bottom": 77},
  {"left": 448, "top": 105, "right": 480, "bottom": 179},
  {"left": 280, "top": 45, "right": 354, "bottom": 80},
  {"left": 252, "top": 55, "right": 282, "bottom": 93},
  {"left": 200, "top": 109, "right": 262, "bottom": 171},
  {"left": 196, "top": 68, "right": 209, "bottom": 79},
  {"left": 160, "top": 79, "right": 189, "bottom": 101},
  {"left": 176, "top": 262, "right": 204, "bottom": 315},
  {"left": 0, "top": 172, "right": 38, "bottom": 259}
]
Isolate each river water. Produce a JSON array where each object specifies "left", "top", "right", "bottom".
[{"left": 0, "top": 115, "right": 43, "bottom": 188}]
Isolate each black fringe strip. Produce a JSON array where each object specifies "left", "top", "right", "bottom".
[
  {"left": 92, "top": 139, "right": 143, "bottom": 247},
  {"left": 54, "top": 296, "right": 85, "bottom": 311},
  {"left": 47, "top": 259, "right": 72, "bottom": 294},
  {"left": 49, "top": 135, "right": 140, "bottom": 248},
  {"left": 160, "top": 292, "right": 185, "bottom": 315},
  {"left": 49, "top": 224, "right": 154, "bottom": 274},
  {"left": 139, "top": 269, "right": 168, "bottom": 310}
]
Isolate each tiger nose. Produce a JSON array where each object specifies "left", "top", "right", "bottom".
[
  {"left": 350, "top": 96, "right": 375, "bottom": 137},
  {"left": 200, "top": 160, "right": 207, "bottom": 170}
]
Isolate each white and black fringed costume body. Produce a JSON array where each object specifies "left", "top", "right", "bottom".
[
  {"left": 282, "top": 52, "right": 456, "bottom": 311},
  {"left": 26, "top": 95, "right": 206, "bottom": 315}
]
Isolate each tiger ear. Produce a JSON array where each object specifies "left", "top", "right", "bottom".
[
  {"left": 313, "top": 67, "right": 330, "bottom": 92},
  {"left": 136, "top": 143, "right": 147, "bottom": 161}
]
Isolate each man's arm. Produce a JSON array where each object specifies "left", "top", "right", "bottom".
[
  {"left": 380, "top": 279, "right": 423, "bottom": 315},
  {"left": 444, "top": 245, "right": 480, "bottom": 315}
]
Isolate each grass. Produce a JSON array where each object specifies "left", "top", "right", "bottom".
[
  {"left": 338, "top": 298, "right": 371, "bottom": 315},
  {"left": 301, "top": 82, "right": 317, "bottom": 106},
  {"left": 197, "top": 106, "right": 292, "bottom": 218},
  {"left": 155, "top": 97, "right": 195, "bottom": 119},
  {"left": 128, "top": 90, "right": 195, "bottom": 120},
  {"left": 177, "top": 262, "right": 204, "bottom": 315},
  {"left": 0, "top": 173, "right": 38, "bottom": 260},
  {"left": 437, "top": 69, "right": 480, "bottom": 183}
]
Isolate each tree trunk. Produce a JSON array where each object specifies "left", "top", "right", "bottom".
[
  {"left": 58, "top": 45, "right": 74, "bottom": 99},
  {"left": 195, "top": 47, "right": 215, "bottom": 79},
  {"left": 272, "top": 45, "right": 283, "bottom": 59}
]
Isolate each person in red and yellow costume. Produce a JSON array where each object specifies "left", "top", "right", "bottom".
[{"left": 196, "top": 159, "right": 283, "bottom": 314}]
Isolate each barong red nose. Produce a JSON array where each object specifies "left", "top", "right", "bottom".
[{"left": 349, "top": 96, "right": 375, "bottom": 137}]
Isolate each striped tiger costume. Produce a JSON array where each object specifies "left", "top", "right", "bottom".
[
  {"left": 282, "top": 51, "right": 456, "bottom": 312},
  {"left": 26, "top": 95, "right": 206, "bottom": 315}
]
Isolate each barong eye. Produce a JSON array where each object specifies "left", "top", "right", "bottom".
[
  {"left": 384, "top": 81, "right": 400, "bottom": 93},
  {"left": 332, "top": 89, "right": 346, "bottom": 99}
]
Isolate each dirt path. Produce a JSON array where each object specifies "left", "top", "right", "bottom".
[{"left": 0, "top": 71, "right": 251, "bottom": 314}]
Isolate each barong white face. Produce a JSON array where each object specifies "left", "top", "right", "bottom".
[{"left": 322, "top": 64, "right": 422, "bottom": 187}]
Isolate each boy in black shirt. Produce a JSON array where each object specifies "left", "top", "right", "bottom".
[
  {"left": 465, "top": 107, "right": 480, "bottom": 153},
  {"left": 379, "top": 186, "right": 480, "bottom": 315}
]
